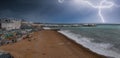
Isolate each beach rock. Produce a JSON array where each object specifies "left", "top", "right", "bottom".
[{"left": 0, "top": 53, "right": 13, "bottom": 58}]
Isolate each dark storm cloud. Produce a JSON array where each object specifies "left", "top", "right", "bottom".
[
  {"left": 0, "top": 0, "right": 38, "bottom": 17},
  {"left": 0, "top": 0, "right": 94, "bottom": 23},
  {"left": 0, "top": 0, "right": 65, "bottom": 21},
  {"left": 0, "top": 0, "right": 120, "bottom": 23}
]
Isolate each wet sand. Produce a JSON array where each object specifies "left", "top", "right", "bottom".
[{"left": 0, "top": 30, "right": 106, "bottom": 58}]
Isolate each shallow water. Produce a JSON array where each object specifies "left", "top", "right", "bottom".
[{"left": 58, "top": 24, "right": 120, "bottom": 58}]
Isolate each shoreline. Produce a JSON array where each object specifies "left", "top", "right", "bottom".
[
  {"left": 57, "top": 30, "right": 110, "bottom": 58},
  {"left": 0, "top": 30, "right": 108, "bottom": 58}
]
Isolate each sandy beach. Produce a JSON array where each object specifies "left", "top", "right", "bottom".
[{"left": 0, "top": 30, "right": 107, "bottom": 58}]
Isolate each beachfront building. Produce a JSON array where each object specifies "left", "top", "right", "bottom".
[{"left": 0, "top": 18, "right": 22, "bottom": 30}]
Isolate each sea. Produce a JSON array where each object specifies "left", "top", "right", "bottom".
[{"left": 57, "top": 24, "right": 120, "bottom": 58}]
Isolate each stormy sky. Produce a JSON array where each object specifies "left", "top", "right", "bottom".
[{"left": 0, "top": 0, "right": 120, "bottom": 23}]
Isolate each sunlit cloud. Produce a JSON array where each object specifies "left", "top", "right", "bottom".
[{"left": 58, "top": 0, "right": 64, "bottom": 3}]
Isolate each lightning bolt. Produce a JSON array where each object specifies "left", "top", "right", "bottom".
[
  {"left": 58, "top": 0, "right": 119, "bottom": 23},
  {"left": 98, "top": 0, "right": 114, "bottom": 23}
]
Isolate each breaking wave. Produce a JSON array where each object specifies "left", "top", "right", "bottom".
[{"left": 59, "top": 30, "right": 120, "bottom": 58}]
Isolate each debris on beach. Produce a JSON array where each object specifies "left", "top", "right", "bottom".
[{"left": 0, "top": 29, "right": 34, "bottom": 46}]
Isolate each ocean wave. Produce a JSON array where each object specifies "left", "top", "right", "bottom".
[{"left": 58, "top": 30, "right": 120, "bottom": 58}]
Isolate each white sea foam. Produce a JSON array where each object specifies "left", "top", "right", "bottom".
[
  {"left": 43, "top": 27, "right": 51, "bottom": 29},
  {"left": 58, "top": 30, "right": 120, "bottom": 58}
]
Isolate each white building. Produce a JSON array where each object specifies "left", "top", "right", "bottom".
[{"left": 0, "top": 18, "right": 22, "bottom": 30}]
